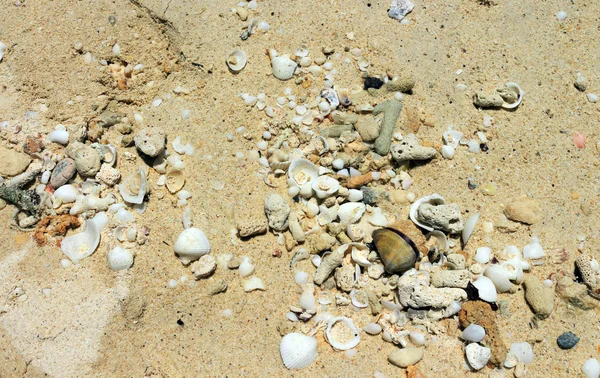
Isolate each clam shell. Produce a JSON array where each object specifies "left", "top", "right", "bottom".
[
  {"left": 271, "top": 55, "right": 297, "bottom": 81},
  {"left": 166, "top": 168, "right": 185, "bottom": 193},
  {"left": 280, "top": 332, "right": 318, "bottom": 370},
  {"left": 325, "top": 316, "right": 360, "bottom": 351},
  {"left": 311, "top": 175, "right": 339, "bottom": 198},
  {"left": 409, "top": 193, "right": 446, "bottom": 232},
  {"left": 268, "top": 149, "right": 291, "bottom": 170},
  {"left": 320, "top": 88, "right": 339, "bottom": 108},
  {"left": 338, "top": 202, "right": 366, "bottom": 224},
  {"left": 226, "top": 49, "right": 247, "bottom": 73},
  {"left": 371, "top": 227, "right": 419, "bottom": 274},
  {"left": 119, "top": 168, "right": 149, "bottom": 204},
  {"left": 288, "top": 158, "right": 319, "bottom": 186},
  {"left": 174, "top": 227, "right": 210, "bottom": 265},
  {"left": 107, "top": 246, "right": 134, "bottom": 271}
]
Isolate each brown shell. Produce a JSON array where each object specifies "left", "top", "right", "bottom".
[{"left": 372, "top": 227, "right": 419, "bottom": 274}]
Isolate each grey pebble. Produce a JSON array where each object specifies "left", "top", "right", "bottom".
[{"left": 557, "top": 331, "right": 579, "bottom": 349}]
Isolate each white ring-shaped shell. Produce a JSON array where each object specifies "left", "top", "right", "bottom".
[
  {"left": 174, "top": 227, "right": 211, "bottom": 265},
  {"left": 311, "top": 175, "right": 339, "bottom": 198},
  {"left": 338, "top": 202, "right": 366, "bottom": 224},
  {"left": 294, "top": 44, "right": 309, "bottom": 58},
  {"left": 501, "top": 82, "right": 524, "bottom": 109},
  {"left": 350, "top": 289, "right": 369, "bottom": 308},
  {"left": 325, "top": 316, "right": 361, "bottom": 351},
  {"left": 119, "top": 168, "right": 149, "bottom": 204},
  {"left": 226, "top": 49, "right": 247, "bottom": 73},
  {"left": 288, "top": 158, "right": 319, "bottom": 187},
  {"left": 409, "top": 194, "right": 446, "bottom": 231},
  {"left": 280, "top": 332, "right": 318, "bottom": 370}
]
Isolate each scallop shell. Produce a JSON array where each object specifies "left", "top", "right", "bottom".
[
  {"left": 226, "top": 49, "right": 247, "bottom": 73},
  {"left": 311, "top": 175, "right": 339, "bottom": 198},
  {"left": 409, "top": 194, "right": 446, "bottom": 232},
  {"left": 119, "top": 168, "right": 149, "bottom": 204},
  {"left": 338, "top": 202, "right": 366, "bottom": 224},
  {"left": 370, "top": 227, "right": 419, "bottom": 274},
  {"left": 325, "top": 316, "right": 360, "bottom": 351},
  {"left": 280, "top": 332, "right": 318, "bottom": 370},
  {"left": 174, "top": 227, "right": 211, "bottom": 265},
  {"left": 166, "top": 168, "right": 185, "bottom": 193},
  {"left": 500, "top": 82, "right": 524, "bottom": 109},
  {"left": 288, "top": 158, "right": 319, "bottom": 186}
]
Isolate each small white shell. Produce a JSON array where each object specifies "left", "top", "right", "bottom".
[
  {"left": 166, "top": 168, "right": 185, "bottom": 193},
  {"left": 325, "top": 316, "right": 360, "bottom": 351},
  {"left": 462, "top": 213, "right": 480, "bottom": 246},
  {"left": 107, "top": 246, "right": 134, "bottom": 271},
  {"left": 288, "top": 158, "right": 319, "bottom": 186},
  {"left": 49, "top": 130, "right": 69, "bottom": 145},
  {"left": 350, "top": 243, "right": 371, "bottom": 267},
  {"left": 311, "top": 175, "right": 339, "bottom": 198},
  {"left": 243, "top": 276, "right": 266, "bottom": 292},
  {"left": 483, "top": 265, "right": 513, "bottom": 293},
  {"left": 338, "top": 202, "right": 366, "bottom": 224},
  {"left": 367, "top": 207, "right": 388, "bottom": 227},
  {"left": 346, "top": 223, "right": 365, "bottom": 242},
  {"left": 294, "top": 44, "right": 309, "bottom": 58},
  {"left": 350, "top": 289, "right": 368, "bottom": 308},
  {"left": 54, "top": 184, "right": 78, "bottom": 203},
  {"left": 347, "top": 189, "right": 363, "bottom": 202},
  {"left": 119, "top": 168, "right": 149, "bottom": 204},
  {"left": 174, "top": 227, "right": 211, "bottom": 265},
  {"left": 280, "top": 332, "right": 318, "bottom": 370},
  {"left": 238, "top": 257, "right": 255, "bottom": 277},
  {"left": 501, "top": 82, "right": 524, "bottom": 109},
  {"left": 409, "top": 194, "right": 446, "bottom": 232},
  {"left": 363, "top": 323, "right": 382, "bottom": 335},
  {"left": 61, "top": 213, "right": 105, "bottom": 264},
  {"left": 270, "top": 49, "right": 297, "bottom": 81},
  {"left": 320, "top": 88, "right": 339, "bottom": 108},
  {"left": 472, "top": 275, "right": 497, "bottom": 302}
]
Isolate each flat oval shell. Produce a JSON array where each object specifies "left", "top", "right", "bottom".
[
  {"left": 372, "top": 227, "right": 419, "bottom": 274},
  {"left": 166, "top": 168, "right": 185, "bottom": 193}
]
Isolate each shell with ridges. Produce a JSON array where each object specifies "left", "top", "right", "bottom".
[
  {"left": 371, "top": 227, "right": 419, "bottom": 274},
  {"left": 288, "top": 158, "right": 319, "bottom": 186},
  {"left": 280, "top": 332, "right": 318, "bottom": 370},
  {"left": 338, "top": 202, "right": 366, "bottom": 224},
  {"left": 311, "top": 175, "right": 339, "bottom": 198},
  {"left": 174, "top": 227, "right": 211, "bottom": 265}
]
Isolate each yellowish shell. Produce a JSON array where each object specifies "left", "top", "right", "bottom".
[{"left": 372, "top": 227, "right": 419, "bottom": 274}]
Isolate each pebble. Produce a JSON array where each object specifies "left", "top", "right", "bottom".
[
  {"left": 587, "top": 93, "right": 599, "bottom": 103},
  {"left": 134, "top": 128, "right": 166, "bottom": 157},
  {"left": 481, "top": 182, "right": 497, "bottom": 196},
  {"left": 504, "top": 198, "right": 541, "bottom": 225},
  {"left": 556, "top": 331, "right": 579, "bottom": 350},
  {"left": 556, "top": 11, "right": 567, "bottom": 21},
  {"left": 581, "top": 202, "right": 592, "bottom": 216},
  {"left": 465, "top": 343, "right": 491, "bottom": 370},
  {"left": 0, "top": 146, "right": 31, "bottom": 176},
  {"left": 462, "top": 324, "right": 486, "bottom": 342},
  {"left": 69, "top": 143, "right": 101, "bottom": 177},
  {"left": 190, "top": 255, "right": 217, "bottom": 279},
  {"left": 523, "top": 275, "right": 554, "bottom": 319},
  {"left": 575, "top": 76, "right": 589, "bottom": 92},
  {"left": 582, "top": 358, "right": 600, "bottom": 378},
  {"left": 355, "top": 115, "right": 380, "bottom": 142},
  {"left": 388, "top": 347, "right": 424, "bottom": 368},
  {"left": 264, "top": 193, "right": 291, "bottom": 232}
]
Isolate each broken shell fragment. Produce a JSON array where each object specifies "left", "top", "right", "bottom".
[
  {"left": 325, "top": 316, "right": 360, "bottom": 351},
  {"left": 498, "top": 82, "right": 524, "bottom": 109},
  {"left": 311, "top": 175, "right": 339, "bottom": 198},
  {"left": 371, "top": 227, "right": 419, "bottom": 274},
  {"left": 61, "top": 212, "right": 106, "bottom": 264},
  {"left": 226, "top": 49, "right": 247, "bottom": 73},
  {"left": 280, "top": 332, "right": 318, "bottom": 370},
  {"left": 119, "top": 168, "right": 149, "bottom": 204},
  {"left": 338, "top": 202, "right": 366, "bottom": 224},
  {"left": 269, "top": 49, "right": 297, "bottom": 81},
  {"left": 166, "top": 168, "right": 185, "bottom": 193}
]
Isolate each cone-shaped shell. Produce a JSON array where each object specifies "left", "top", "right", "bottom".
[
  {"left": 371, "top": 227, "right": 419, "bottom": 274},
  {"left": 280, "top": 333, "right": 318, "bottom": 370}
]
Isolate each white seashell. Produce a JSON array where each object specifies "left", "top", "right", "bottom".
[
  {"left": 257, "top": 21, "right": 270, "bottom": 31},
  {"left": 174, "top": 227, "right": 211, "bottom": 265},
  {"left": 367, "top": 207, "right": 388, "bottom": 227},
  {"left": 269, "top": 49, "right": 297, "bottom": 81},
  {"left": 318, "top": 291, "right": 332, "bottom": 304},
  {"left": 363, "top": 323, "right": 382, "bottom": 335},
  {"left": 320, "top": 88, "right": 339, "bottom": 108},
  {"left": 472, "top": 275, "right": 497, "bottom": 302},
  {"left": 107, "top": 246, "right": 134, "bottom": 271},
  {"left": 474, "top": 247, "right": 492, "bottom": 264},
  {"left": 349, "top": 243, "right": 371, "bottom": 266},
  {"left": 523, "top": 237, "right": 545, "bottom": 259},
  {"left": 54, "top": 184, "right": 78, "bottom": 203},
  {"left": 425, "top": 230, "right": 448, "bottom": 253},
  {"left": 409, "top": 194, "right": 446, "bottom": 232},
  {"left": 49, "top": 130, "right": 69, "bottom": 145},
  {"left": 166, "top": 168, "right": 185, "bottom": 193},
  {"left": 350, "top": 289, "right": 368, "bottom": 308},
  {"left": 462, "top": 324, "right": 485, "bottom": 342},
  {"left": 288, "top": 185, "right": 300, "bottom": 197},
  {"left": 443, "top": 129, "right": 464, "bottom": 149},
  {"left": 243, "top": 276, "right": 266, "bottom": 292},
  {"left": 299, "top": 183, "right": 314, "bottom": 198},
  {"left": 115, "top": 208, "right": 134, "bottom": 223},
  {"left": 501, "top": 262, "right": 524, "bottom": 284},
  {"left": 294, "top": 271, "right": 309, "bottom": 285},
  {"left": 466, "top": 343, "right": 491, "bottom": 370},
  {"left": 409, "top": 332, "right": 426, "bottom": 346},
  {"left": 462, "top": 213, "right": 479, "bottom": 245},
  {"left": 338, "top": 202, "right": 366, "bottom": 224},
  {"left": 346, "top": 223, "right": 365, "bottom": 242},
  {"left": 305, "top": 200, "right": 320, "bottom": 218},
  {"left": 61, "top": 213, "right": 105, "bottom": 264},
  {"left": 325, "top": 316, "right": 360, "bottom": 351},
  {"left": 280, "top": 333, "right": 318, "bottom": 370},
  {"left": 501, "top": 82, "right": 524, "bottom": 109},
  {"left": 238, "top": 257, "right": 255, "bottom": 277},
  {"left": 307, "top": 65, "right": 323, "bottom": 76},
  {"left": 0, "top": 41, "right": 6, "bottom": 62},
  {"left": 347, "top": 189, "right": 363, "bottom": 202},
  {"left": 299, "top": 57, "right": 312, "bottom": 67},
  {"left": 582, "top": 358, "right": 600, "bottom": 378},
  {"left": 311, "top": 175, "right": 339, "bottom": 198},
  {"left": 506, "top": 342, "right": 534, "bottom": 365},
  {"left": 294, "top": 44, "right": 309, "bottom": 58},
  {"left": 119, "top": 168, "right": 149, "bottom": 204},
  {"left": 182, "top": 207, "right": 194, "bottom": 229},
  {"left": 299, "top": 291, "right": 315, "bottom": 310},
  {"left": 311, "top": 254, "right": 321, "bottom": 267},
  {"left": 288, "top": 158, "right": 319, "bottom": 186},
  {"left": 483, "top": 264, "right": 513, "bottom": 292},
  {"left": 441, "top": 145, "right": 455, "bottom": 159},
  {"left": 286, "top": 312, "right": 299, "bottom": 322}
]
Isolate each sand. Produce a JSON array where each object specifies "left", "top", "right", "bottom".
[{"left": 1, "top": 0, "right": 600, "bottom": 376}]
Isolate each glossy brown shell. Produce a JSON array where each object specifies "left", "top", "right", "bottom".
[{"left": 372, "top": 227, "right": 419, "bottom": 274}]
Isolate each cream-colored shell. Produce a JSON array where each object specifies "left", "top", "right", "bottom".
[
  {"left": 501, "top": 82, "right": 524, "bottom": 109},
  {"left": 325, "top": 316, "right": 360, "bottom": 351},
  {"left": 409, "top": 193, "right": 446, "bottom": 231},
  {"left": 166, "top": 168, "right": 185, "bottom": 193},
  {"left": 107, "top": 246, "right": 134, "bottom": 271},
  {"left": 288, "top": 158, "right": 319, "bottom": 187},
  {"left": 61, "top": 213, "right": 105, "bottom": 264},
  {"left": 269, "top": 49, "right": 297, "bottom": 81},
  {"left": 280, "top": 333, "right": 318, "bottom": 370},
  {"left": 119, "top": 168, "right": 149, "bottom": 204},
  {"left": 338, "top": 202, "right": 366, "bottom": 224},
  {"left": 226, "top": 49, "right": 247, "bottom": 73}
]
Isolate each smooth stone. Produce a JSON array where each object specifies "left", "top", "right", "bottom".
[
  {"left": 50, "top": 158, "right": 77, "bottom": 187},
  {"left": 557, "top": 331, "right": 579, "bottom": 350},
  {"left": 134, "top": 128, "right": 166, "bottom": 157},
  {"left": 0, "top": 146, "right": 31, "bottom": 176},
  {"left": 388, "top": 347, "right": 424, "bottom": 368}
]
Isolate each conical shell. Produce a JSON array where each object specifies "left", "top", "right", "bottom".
[
  {"left": 371, "top": 227, "right": 419, "bottom": 274},
  {"left": 280, "top": 333, "right": 318, "bottom": 370},
  {"left": 174, "top": 227, "right": 210, "bottom": 265}
]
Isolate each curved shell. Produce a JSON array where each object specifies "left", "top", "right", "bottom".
[
  {"left": 226, "top": 49, "right": 247, "bottom": 73},
  {"left": 174, "top": 227, "right": 211, "bottom": 265},
  {"left": 483, "top": 264, "right": 513, "bottom": 292},
  {"left": 280, "top": 332, "right": 318, "bottom": 370},
  {"left": 61, "top": 213, "right": 104, "bottom": 264},
  {"left": 409, "top": 194, "right": 446, "bottom": 232},
  {"left": 501, "top": 82, "right": 524, "bottom": 109},
  {"left": 294, "top": 44, "right": 309, "bottom": 58},
  {"left": 338, "top": 202, "right": 366, "bottom": 224},
  {"left": 325, "top": 316, "right": 360, "bottom": 351},
  {"left": 311, "top": 175, "right": 339, "bottom": 198},
  {"left": 425, "top": 230, "right": 448, "bottom": 253},
  {"left": 371, "top": 227, "right": 419, "bottom": 274},
  {"left": 288, "top": 158, "right": 319, "bottom": 187},
  {"left": 349, "top": 243, "right": 371, "bottom": 267},
  {"left": 270, "top": 50, "right": 297, "bottom": 81},
  {"left": 166, "top": 168, "right": 185, "bottom": 193},
  {"left": 107, "top": 246, "right": 134, "bottom": 271},
  {"left": 320, "top": 88, "right": 339, "bottom": 108},
  {"left": 119, "top": 168, "right": 149, "bottom": 204},
  {"left": 268, "top": 149, "right": 291, "bottom": 170}
]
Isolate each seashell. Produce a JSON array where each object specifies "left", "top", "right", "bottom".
[
  {"left": 243, "top": 276, "right": 266, "bottom": 292},
  {"left": 483, "top": 264, "right": 513, "bottom": 292},
  {"left": 288, "top": 158, "right": 319, "bottom": 186},
  {"left": 280, "top": 332, "right": 318, "bottom": 370},
  {"left": 347, "top": 189, "right": 363, "bottom": 202},
  {"left": 355, "top": 103, "right": 374, "bottom": 113},
  {"left": 500, "top": 82, "right": 524, "bottom": 109},
  {"left": 294, "top": 44, "right": 309, "bottom": 58},
  {"left": 367, "top": 207, "right": 388, "bottom": 227},
  {"left": 443, "top": 129, "right": 463, "bottom": 149},
  {"left": 462, "top": 213, "right": 480, "bottom": 246},
  {"left": 370, "top": 227, "right": 419, "bottom": 274},
  {"left": 174, "top": 227, "right": 211, "bottom": 265},
  {"left": 269, "top": 49, "right": 297, "bottom": 81},
  {"left": 166, "top": 168, "right": 185, "bottom": 193},
  {"left": 61, "top": 212, "right": 106, "bottom": 264},
  {"left": 119, "top": 168, "right": 149, "bottom": 204},
  {"left": 349, "top": 243, "right": 371, "bottom": 266},
  {"left": 54, "top": 184, "right": 78, "bottom": 203},
  {"left": 107, "top": 246, "right": 134, "bottom": 271},
  {"left": 425, "top": 230, "right": 448, "bottom": 253},
  {"left": 338, "top": 202, "right": 366, "bottom": 224},
  {"left": 247, "top": 18, "right": 259, "bottom": 35},
  {"left": 325, "top": 316, "right": 360, "bottom": 351},
  {"left": 346, "top": 223, "right": 365, "bottom": 242},
  {"left": 351, "top": 289, "right": 368, "bottom": 308},
  {"left": 337, "top": 88, "right": 351, "bottom": 107},
  {"left": 311, "top": 175, "right": 339, "bottom": 198},
  {"left": 268, "top": 149, "right": 291, "bottom": 170},
  {"left": 320, "top": 88, "right": 339, "bottom": 108},
  {"left": 409, "top": 194, "right": 446, "bottom": 232},
  {"left": 238, "top": 257, "right": 255, "bottom": 277},
  {"left": 226, "top": 49, "right": 247, "bottom": 73},
  {"left": 472, "top": 275, "right": 497, "bottom": 302}
]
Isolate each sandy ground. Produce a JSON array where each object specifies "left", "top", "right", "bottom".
[{"left": 1, "top": 0, "right": 600, "bottom": 377}]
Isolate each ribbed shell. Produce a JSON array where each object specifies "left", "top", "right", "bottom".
[
  {"left": 174, "top": 228, "right": 210, "bottom": 263},
  {"left": 372, "top": 227, "right": 419, "bottom": 274},
  {"left": 280, "top": 333, "right": 318, "bottom": 370}
]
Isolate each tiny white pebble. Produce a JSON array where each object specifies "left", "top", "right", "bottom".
[
  {"left": 263, "top": 131, "right": 272, "bottom": 140},
  {"left": 394, "top": 92, "right": 405, "bottom": 101},
  {"left": 168, "top": 279, "right": 178, "bottom": 288},
  {"left": 133, "top": 113, "right": 143, "bottom": 124},
  {"left": 456, "top": 69, "right": 463, "bottom": 75},
  {"left": 556, "top": 11, "right": 567, "bottom": 21},
  {"left": 222, "top": 309, "right": 233, "bottom": 317},
  {"left": 235, "top": 151, "right": 244, "bottom": 159},
  {"left": 332, "top": 158, "right": 344, "bottom": 170},
  {"left": 587, "top": 93, "right": 598, "bottom": 103},
  {"left": 152, "top": 98, "right": 162, "bottom": 107},
  {"left": 60, "top": 259, "right": 71, "bottom": 268},
  {"left": 257, "top": 141, "right": 268, "bottom": 150},
  {"left": 112, "top": 43, "right": 120, "bottom": 55},
  {"left": 226, "top": 134, "right": 234, "bottom": 141},
  {"left": 182, "top": 109, "right": 191, "bottom": 120}
]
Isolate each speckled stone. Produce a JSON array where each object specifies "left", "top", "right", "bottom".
[{"left": 557, "top": 332, "right": 579, "bottom": 350}]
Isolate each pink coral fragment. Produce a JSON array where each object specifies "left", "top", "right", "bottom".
[{"left": 573, "top": 132, "right": 586, "bottom": 148}]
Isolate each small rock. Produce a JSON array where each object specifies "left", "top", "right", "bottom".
[
  {"left": 431, "top": 270, "right": 470, "bottom": 288},
  {"left": 334, "top": 264, "right": 355, "bottom": 292},
  {"left": 206, "top": 278, "right": 228, "bottom": 295},
  {"left": 314, "top": 248, "right": 343, "bottom": 285},
  {"left": 446, "top": 253, "right": 466, "bottom": 269},
  {"left": 388, "top": 347, "right": 424, "bottom": 368},
  {"left": 415, "top": 202, "right": 464, "bottom": 233},
  {"left": 236, "top": 214, "right": 268, "bottom": 238},
  {"left": 355, "top": 115, "right": 380, "bottom": 142},
  {"left": 557, "top": 331, "right": 579, "bottom": 350},
  {"left": 504, "top": 198, "right": 541, "bottom": 225},
  {"left": 95, "top": 164, "right": 121, "bottom": 186},
  {"left": 134, "top": 128, "right": 166, "bottom": 157},
  {"left": 190, "top": 255, "right": 216, "bottom": 279},
  {"left": 383, "top": 76, "right": 416, "bottom": 93},
  {"left": 555, "top": 276, "right": 597, "bottom": 310},
  {"left": 0, "top": 146, "right": 31, "bottom": 176},
  {"left": 587, "top": 93, "right": 599, "bottom": 103},
  {"left": 465, "top": 343, "right": 491, "bottom": 370},
  {"left": 390, "top": 134, "right": 437, "bottom": 162},
  {"left": 575, "top": 76, "right": 588, "bottom": 92},
  {"left": 23, "top": 136, "right": 44, "bottom": 155},
  {"left": 473, "top": 92, "right": 504, "bottom": 108},
  {"left": 67, "top": 142, "right": 101, "bottom": 177},
  {"left": 523, "top": 276, "right": 554, "bottom": 319},
  {"left": 227, "top": 256, "right": 241, "bottom": 269},
  {"left": 264, "top": 193, "right": 290, "bottom": 232},
  {"left": 50, "top": 158, "right": 77, "bottom": 187},
  {"left": 288, "top": 212, "right": 305, "bottom": 243}
]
